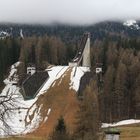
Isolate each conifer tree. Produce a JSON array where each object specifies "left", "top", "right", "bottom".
[
  {"left": 49, "top": 116, "right": 70, "bottom": 140},
  {"left": 74, "top": 81, "right": 100, "bottom": 140}
]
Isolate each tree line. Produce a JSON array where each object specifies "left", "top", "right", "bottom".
[
  {"left": 90, "top": 38, "right": 140, "bottom": 123},
  {"left": 19, "top": 36, "right": 76, "bottom": 71},
  {"left": 49, "top": 81, "right": 100, "bottom": 140},
  {"left": 0, "top": 38, "right": 20, "bottom": 86}
]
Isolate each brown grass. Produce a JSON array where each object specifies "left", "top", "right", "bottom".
[
  {"left": 101, "top": 123, "right": 140, "bottom": 140},
  {"left": 26, "top": 68, "right": 79, "bottom": 138},
  {"left": 0, "top": 136, "right": 45, "bottom": 140},
  {"left": 118, "top": 123, "right": 140, "bottom": 140},
  {"left": 2, "top": 123, "right": 140, "bottom": 140}
]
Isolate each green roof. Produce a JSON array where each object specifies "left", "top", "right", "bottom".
[{"left": 105, "top": 127, "right": 121, "bottom": 135}]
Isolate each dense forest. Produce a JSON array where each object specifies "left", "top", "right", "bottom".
[
  {"left": 90, "top": 38, "right": 140, "bottom": 123},
  {"left": 0, "top": 38, "right": 20, "bottom": 86},
  {"left": 0, "top": 35, "right": 77, "bottom": 86},
  {"left": 1, "top": 21, "right": 140, "bottom": 43}
]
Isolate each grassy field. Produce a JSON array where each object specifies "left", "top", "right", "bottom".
[
  {"left": 118, "top": 123, "right": 140, "bottom": 140},
  {"left": 101, "top": 123, "right": 140, "bottom": 140},
  {"left": 1, "top": 124, "right": 140, "bottom": 140},
  {"left": 0, "top": 137, "right": 45, "bottom": 140}
]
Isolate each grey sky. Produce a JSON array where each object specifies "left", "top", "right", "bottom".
[{"left": 0, "top": 0, "right": 140, "bottom": 25}]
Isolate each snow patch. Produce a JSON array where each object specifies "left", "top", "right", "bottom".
[
  {"left": 0, "top": 31, "right": 10, "bottom": 39},
  {"left": 44, "top": 108, "right": 51, "bottom": 122},
  {"left": 24, "top": 105, "right": 43, "bottom": 134},
  {"left": 123, "top": 20, "right": 140, "bottom": 30},
  {"left": 0, "top": 64, "right": 89, "bottom": 136},
  {"left": 102, "top": 119, "right": 140, "bottom": 128},
  {"left": 47, "top": 108, "right": 51, "bottom": 116},
  {"left": 52, "top": 81, "right": 56, "bottom": 87},
  {"left": 38, "top": 66, "right": 68, "bottom": 94},
  {"left": 44, "top": 116, "right": 48, "bottom": 122},
  {"left": 0, "top": 62, "right": 40, "bottom": 136},
  {"left": 69, "top": 67, "right": 90, "bottom": 92}
]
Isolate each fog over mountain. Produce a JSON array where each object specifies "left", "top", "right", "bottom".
[{"left": 0, "top": 0, "right": 140, "bottom": 25}]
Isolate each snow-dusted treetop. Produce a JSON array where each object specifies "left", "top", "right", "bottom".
[{"left": 123, "top": 20, "right": 140, "bottom": 30}]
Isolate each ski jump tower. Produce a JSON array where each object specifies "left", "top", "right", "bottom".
[{"left": 69, "top": 32, "right": 91, "bottom": 67}]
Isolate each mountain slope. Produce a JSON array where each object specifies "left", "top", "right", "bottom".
[
  {"left": 27, "top": 66, "right": 89, "bottom": 137},
  {"left": 29, "top": 67, "right": 78, "bottom": 137},
  {"left": 123, "top": 20, "right": 140, "bottom": 30},
  {"left": 0, "top": 20, "right": 140, "bottom": 42},
  {"left": 0, "top": 63, "right": 89, "bottom": 137}
]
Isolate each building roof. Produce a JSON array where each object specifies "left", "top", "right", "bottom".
[
  {"left": 105, "top": 128, "right": 121, "bottom": 135},
  {"left": 27, "top": 63, "right": 36, "bottom": 67},
  {"left": 22, "top": 71, "right": 49, "bottom": 99}
]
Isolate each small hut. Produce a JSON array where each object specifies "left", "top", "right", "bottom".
[
  {"left": 104, "top": 128, "right": 121, "bottom": 140},
  {"left": 27, "top": 63, "right": 36, "bottom": 75},
  {"left": 96, "top": 67, "right": 102, "bottom": 74},
  {"left": 96, "top": 63, "right": 103, "bottom": 74}
]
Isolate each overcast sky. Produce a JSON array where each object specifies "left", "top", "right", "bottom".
[{"left": 0, "top": 0, "right": 140, "bottom": 25}]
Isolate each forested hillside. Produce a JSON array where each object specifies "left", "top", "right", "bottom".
[
  {"left": 2, "top": 33, "right": 140, "bottom": 123},
  {"left": 1, "top": 21, "right": 140, "bottom": 42},
  {"left": 0, "top": 23, "right": 140, "bottom": 139},
  {"left": 90, "top": 38, "right": 140, "bottom": 123}
]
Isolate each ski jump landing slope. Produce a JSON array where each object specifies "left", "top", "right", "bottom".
[{"left": 0, "top": 63, "right": 89, "bottom": 137}]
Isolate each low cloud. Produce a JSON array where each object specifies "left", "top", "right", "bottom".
[{"left": 0, "top": 0, "right": 140, "bottom": 25}]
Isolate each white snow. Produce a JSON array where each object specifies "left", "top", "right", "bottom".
[
  {"left": 5, "top": 109, "right": 27, "bottom": 134},
  {"left": 0, "top": 31, "right": 9, "bottom": 36},
  {"left": 102, "top": 119, "right": 140, "bottom": 128},
  {"left": 4, "top": 62, "right": 20, "bottom": 85},
  {"left": 123, "top": 20, "right": 140, "bottom": 30},
  {"left": 47, "top": 108, "right": 51, "bottom": 116},
  {"left": 0, "top": 62, "right": 40, "bottom": 136},
  {"left": 69, "top": 66, "right": 90, "bottom": 92},
  {"left": 44, "top": 116, "right": 48, "bottom": 122},
  {"left": 0, "top": 31, "right": 10, "bottom": 39},
  {"left": 57, "top": 74, "right": 65, "bottom": 85},
  {"left": 73, "top": 57, "right": 79, "bottom": 62},
  {"left": 0, "top": 64, "right": 89, "bottom": 136},
  {"left": 26, "top": 104, "right": 37, "bottom": 123},
  {"left": 51, "top": 81, "right": 56, "bottom": 87},
  {"left": 38, "top": 66, "right": 68, "bottom": 95},
  {"left": 43, "top": 108, "right": 51, "bottom": 123},
  {"left": 24, "top": 105, "right": 43, "bottom": 134},
  {"left": 123, "top": 20, "right": 137, "bottom": 26},
  {"left": 20, "top": 29, "right": 24, "bottom": 39},
  {"left": 0, "top": 65, "right": 70, "bottom": 136}
]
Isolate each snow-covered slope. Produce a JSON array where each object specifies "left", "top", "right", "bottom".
[
  {"left": 0, "top": 31, "right": 9, "bottom": 36},
  {"left": 123, "top": 20, "right": 140, "bottom": 30},
  {"left": 0, "top": 62, "right": 39, "bottom": 136},
  {"left": 102, "top": 119, "right": 140, "bottom": 128},
  {"left": 0, "top": 31, "right": 10, "bottom": 39},
  {"left": 0, "top": 63, "right": 89, "bottom": 136},
  {"left": 69, "top": 67, "right": 90, "bottom": 91},
  {"left": 2, "top": 62, "right": 140, "bottom": 137}
]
